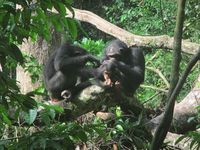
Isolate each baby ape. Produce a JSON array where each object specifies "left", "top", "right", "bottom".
[
  {"left": 44, "top": 42, "right": 100, "bottom": 101},
  {"left": 100, "top": 39, "right": 145, "bottom": 95}
]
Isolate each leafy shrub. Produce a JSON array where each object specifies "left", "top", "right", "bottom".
[
  {"left": 75, "top": 38, "right": 105, "bottom": 57},
  {"left": 176, "top": 131, "right": 200, "bottom": 150}
]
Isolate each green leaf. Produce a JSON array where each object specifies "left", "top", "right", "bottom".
[
  {"left": 40, "top": 111, "right": 51, "bottom": 126},
  {"left": 48, "top": 109, "right": 56, "bottom": 119},
  {"left": 116, "top": 124, "right": 124, "bottom": 131},
  {"left": 54, "top": 2, "right": 66, "bottom": 17},
  {"left": 22, "top": 8, "right": 31, "bottom": 26},
  {"left": 3, "top": 3, "right": 16, "bottom": 14},
  {"left": 51, "top": 16, "right": 63, "bottom": 32},
  {"left": 77, "top": 130, "right": 87, "bottom": 142},
  {"left": 36, "top": 8, "right": 46, "bottom": 19},
  {"left": 24, "top": 109, "right": 38, "bottom": 125},
  {"left": 2, "top": 12, "right": 10, "bottom": 29},
  {"left": 0, "top": 105, "right": 11, "bottom": 125},
  {"left": 38, "top": 102, "right": 64, "bottom": 113},
  {"left": 190, "top": 139, "right": 196, "bottom": 149},
  {"left": 175, "top": 135, "right": 187, "bottom": 144},
  {"left": 94, "top": 128, "right": 106, "bottom": 139},
  {"left": 67, "top": 18, "right": 77, "bottom": 39},
  {"left": 10, "top": 43, "right": 24, "bottom": 64},
  {"left": 115, "top": 106, "right": 122, "bottom": 117},
  {"left": 2, "top": 113, "right": 12, "bottom": 125},
  {"left": 22, "top": 96, "right": 37, "bottom": 109},
  {"left": 63, "top": 0, "right": 73, "bottom": 5},
  {"left": 0, "top": 43, "right": 24, "bottom": 65},
  {"left": 40, "top": 0, "right": 52, "bottom": 11}
]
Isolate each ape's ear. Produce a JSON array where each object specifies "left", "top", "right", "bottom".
[{"left": 121, "top": 47, "right": 131, "bottom": 54}]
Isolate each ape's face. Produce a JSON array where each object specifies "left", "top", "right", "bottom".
[
  {"left": 105, "top": 40, "right": 128, "bottom": 61},
  {"left": 106, "top": 46, "right": 129, "bottom": 61}
]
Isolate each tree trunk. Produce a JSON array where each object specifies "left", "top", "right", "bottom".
[{"left": 17, "top": 30, "right": 61, "bottom": 95}]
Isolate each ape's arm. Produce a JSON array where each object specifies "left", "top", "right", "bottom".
[
  {"left": 115, "top": 47, "right": 145, "bottom": 83},
  {"left": 44, "top": 43, "right": 101, "bottom": 100},
  {"left": 54, "top": 54, "right": 100, "bottom": 71}
]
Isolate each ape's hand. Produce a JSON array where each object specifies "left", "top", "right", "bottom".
[
  {"left": 103, "top": 71, "right": 113, "bottom": 86},
  {"left": 87, "top": 55, "right": 100, "bottom": 67}
]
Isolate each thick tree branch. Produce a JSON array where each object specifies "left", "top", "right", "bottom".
[
  {"left": 51, "top": 86, "right": 144, "bottom": 120},
  {"left": 151, "top": 47, "right": 200, "bottom": 149},
  {"left": 150, "top": 1, "right": 187, "bottom": 149},
  {"left": 62, "top": 8, "right": 200, "bottom": 54}
]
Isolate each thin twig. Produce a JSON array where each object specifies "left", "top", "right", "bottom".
[
  {"left": 142, "top": 92, "right": 162, "bottom": 104},
  {"left": 146, "top": 66, "right": 170, "bottom": 88},
  {"left": 145, "top": 51, "right": 159, "bottom": 65},
  {"left": 141, "top": 84, "right": 168, "bottom": 93}
]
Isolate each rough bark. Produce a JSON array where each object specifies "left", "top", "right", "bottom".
[
  {"left": 50, "top": 86, "right": 144, "bottom": 120},
  {"left": 61, "top": 8, "right": 200, "bottom": 55},
  {"left": 17, "top": 30, "right": 61, "bottom": 95}
]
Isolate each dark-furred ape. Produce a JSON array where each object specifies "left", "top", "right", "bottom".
[
  {"left": 43, "top": 42, "right": 100, "bottom": 101},
  {"left": 99, "top": 39, "right": 145, "bottom": 95}
]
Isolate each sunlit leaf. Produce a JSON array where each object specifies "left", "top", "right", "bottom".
[{"left": 24, "top": 109, "right": 38, "bottom": 125}]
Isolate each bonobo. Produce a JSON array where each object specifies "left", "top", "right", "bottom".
[
  {"left": 43, "top": 42, "right": 100, "bottom": 101},
  {"left": 99, "top": 39, "right": 145, "bottom": 95}
]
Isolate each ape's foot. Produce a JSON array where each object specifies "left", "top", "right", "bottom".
[
  {"left": 61, "top": 90, "right": 72, "bottom": 100},
  {"left": 51, "top": 98, "right": 60, "bottom": 102}
]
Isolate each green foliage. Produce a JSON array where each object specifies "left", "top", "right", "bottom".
[
  {"left": 0, "top": 0, "right": 76, "bottom": 127},
  {"left": 22, "top": 53, "right": 42, "bottom": 83},
  {"left": 0, "top": 70, "right": 38, "bottom": 121},
  {"left": 176, "top": 131, "right": 200, "bottom": 150},
  {"left": 24, "top": 109, "right": 38, "bottom": 125},
  {"left": 138, "top": 49, "right": 200, "bottom": 107},
  {"left": 104, "top": 0, "right": 176, "bottom": 36},
  {"left": 75, "top": 38, "right": 105, "bottom": 57},
  {"left": 0, "top": 0, "right": 199, "bottom": 148},
  {"left": 0, "top": 106, "right": 151, "bottom": 149},
  {"left": 108, "top": 107, "right": 151, "bottom": 149},
  {"left": 184, "top": 0, "right": 200, "bottom": 42},
  {"left": 1, "top": 122, "right": 86, "bottom": 149},
  {"left": 0, "top": 117, "right": 107, "bottom": 149}
]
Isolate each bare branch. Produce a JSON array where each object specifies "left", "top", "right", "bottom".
[
  {"left": 141, "top": 85, "right": 168, "bottom": 93},
  {"left": 62, "top": 8, "right": 200, "bottom": 54}
]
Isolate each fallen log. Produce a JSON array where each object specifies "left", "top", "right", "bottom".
[{"left": 149, "top": 74, "right": 200, "bottom": 134}]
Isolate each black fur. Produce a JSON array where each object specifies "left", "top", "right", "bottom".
[
  {"left": 43, "top": 42, "right": 100, "bottom": 100},
  {"left": 100, "top": 39, "right": 145, "bottom": 95}
]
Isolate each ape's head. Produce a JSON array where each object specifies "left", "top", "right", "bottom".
[{"left": 104, "top": 39, "right": 129, "bottom": 60}]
